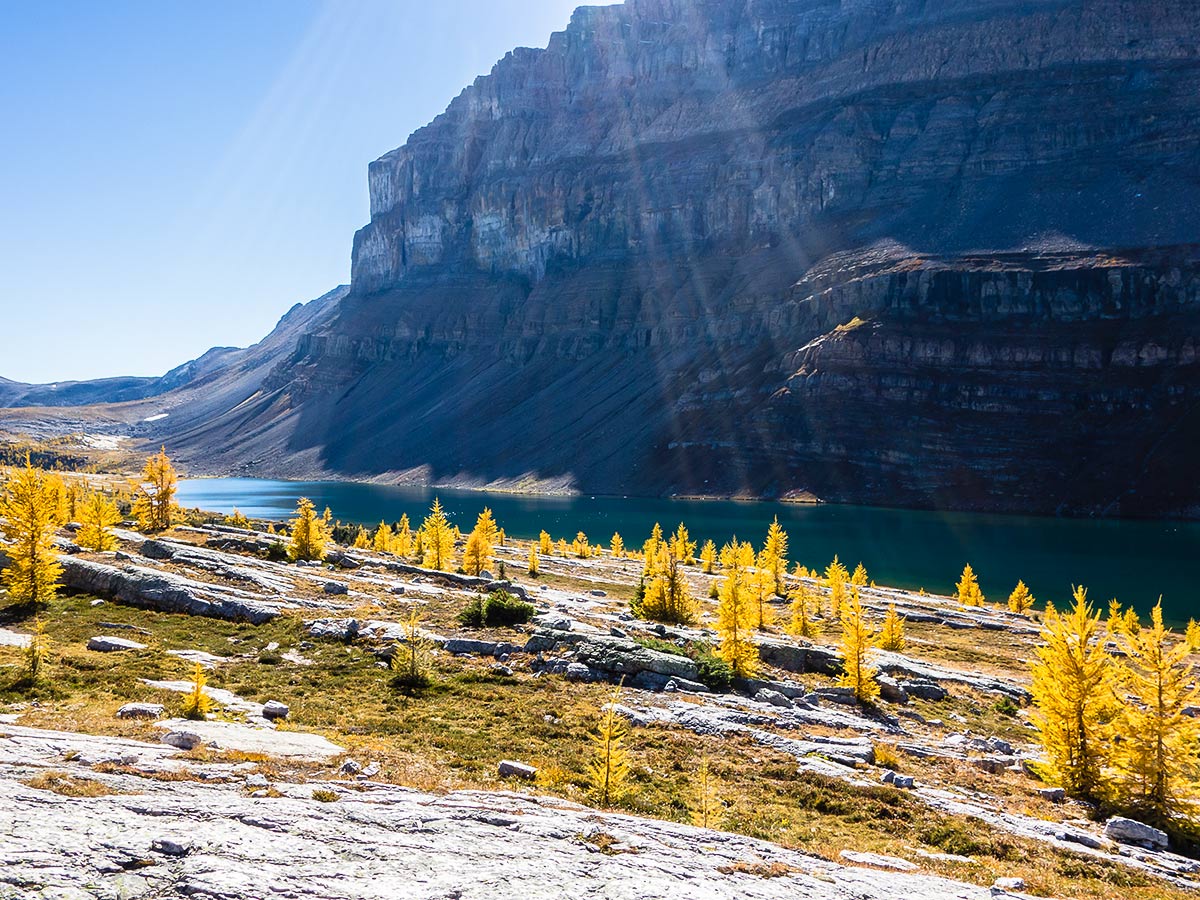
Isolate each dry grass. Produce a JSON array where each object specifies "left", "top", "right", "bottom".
[{"left": 23, "top": 770, "right": 119, "bottom": 797}]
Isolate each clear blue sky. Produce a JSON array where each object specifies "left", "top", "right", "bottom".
[{"left": 0, "top": 0, "right": 590, "bottom": 383}]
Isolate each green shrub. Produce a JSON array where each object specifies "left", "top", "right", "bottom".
[
  {"left": 458, "top": 591, "right": 536, "bottom": 628},
  {"left": 264, "top": 541, "right": 289, "bottom": 562},
  {"left": 632, "top": 636, "right": 733, "bottom": 692}
]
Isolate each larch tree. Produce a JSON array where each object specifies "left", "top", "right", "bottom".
[
  {"left": 851, "top": 562, "right": 869, "bottom": 587},
  {"left": 463, "top": 528, "right": 491, "bottom": 577},
  {"left": 642, "top": 523, "right": 665, "bottom": 574},
  {"left": 475, "top": 508, "right": 499, "bottom": 548},
  {"left": 692, "top": 756, "right": 722, "bottom": 829},
  {"left": 288, "top": 498, "right": 329, "bottom": 562},
  {"left": 588, "top": 684, "right": 631, "bottom": 808},
  {"left": 24, "top": 618, "right": 49, "bottom": 682},
  {"left": 878, "top": 604, "right": 905, "bottom": 652},
  {"left": 539, "top": 530, "right": 552, "bottom": 555},
  {"left": 527, "top": 544, "right": 540, "bottom": 577},
  {"left": 1186, "top": 619, "right": 1200, "bottom": 653},
  {"left": 556, "top": 537, "right": 568, "bottom": 557},
  {"left": 77, "top": 490, "right": 121, "bottom": 552},
  {"left": 0, "top": 458, "right": 64, "bottom": 607},
  {"left": 1111, "top": 602, "right": 1200, "bottom": 827},
  {"left": 394, "top": 514, "right": 413, "bottom": 557},
  {"left": 716, "top": 539, "right": 759, "bottom": 678},
  {"left": 181, "top": 662, "right": 215, "bottom": 720},
  {"left": 1030, "top": 587, "right": 1116, "bottom": 799},
  {"left": 637, "top": 544, "right": 695, "bottom": 625},
  {"left": 373, "top": 521, "right": 394, "bottom": 552},
  {"left": 421, "top": 498, "right": 456, "bottom": 571},
  {"left": 572, "top": 531, "right": 591, "bottom": 559},
  {"left": 1008, "top": 580, "right": 1036, "bottom": 615},
  {"left": 671, "top": 523, "right": 696, "bottom": 564},
  {"left": 226, "top": 508, "right": 251, "bottom": 529},
  {"left": 956, "top": 564, "right": 985, "bottom": 607},
  {"left": 825, "top": 556, "right": 849, "bottom": 618},
  {"left": 752, "top": 550, "right": 775, "bottom": 630},
  {"left": 838, "top": 587, "right": 879, "bottom": 703},
  {"left": 610, "top": 532, "right": 625, "bottom": 558},
  {"left": 131, "top": 447, "right": 178, "bottom": 533},
  {"left": 699, "top": 540, "right": 717, "bottom": 574},
  {"left": 786, "top": 586, "right": 818, "bottom": 640},
  {"left": 761, "top": 517, "right": 789, "bottom": 595},
  {"left": 352, "top": 526, "right": 370, "bottom": 549}
]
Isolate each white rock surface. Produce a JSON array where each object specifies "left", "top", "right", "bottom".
[
  {"left": 87, "top": 635, "right": 147, "bottom": 652},
  {"left": 0, "top": 725, "right": 1009, "bottom": 900},
  {"left": 0, "top": 628, "right": 31, "bottom": 649},
  {"left": 152, "top": 719, "right": 344, "bottom": 761}
]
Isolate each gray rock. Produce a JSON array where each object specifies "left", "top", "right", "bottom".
[
  {"left": 445, "top": 638, "right": 499, "bottom": 656},
  {"left": 116, "top": 703, "right": 165, "bottom": 720},
  {"left": 992, "top": 877, "right": 1025, "bottom": 892},
  {"left": 573, "top": 637, "right": 698, "bottom": 681},
  {"left": 564, "top": 662, "right": 596, "bottom": 682},
  {"left": 812, "top": 686, "right": 858, "bottom": 705},
  {"left": 323, "top": 581, "right": 349, "bottom": 595},
  {"left": 359, "top": 762, "right": 381, "bottom": 779},
  {"left": 893, "top": 775, "right": 916, "bottom": 789},
  {"left": 151, "top": 838, "right": 191, "bottom": 857},
  {"left": 305, "top": 618, "right": 360, "bottom": 641},
  {"left": 244, "top": 774, "right": 270, "bottom": 789},
  {"left": 87, "top": 635, "right": 147, "bottom": 653},
  {"left": 754, "top": 689, "right": 794, "bottom": 709},
  {"left": 877, "top": 675, "right": 909, "bottom": 704},
  {"left": 1037, "top": 787, "right": 1065, "bottom": 802},
  {"left": 498, "top": 759, "right": 537, "bottom": 780},
  {"left": 902, "top": 679, "right": 949, "bottom": 701},
  {"left": 839, "top": 850, "right": 918, "bottom": 872},
  {"left": 1105, "top": 816, "right": 1169, "bottom": 850},
  {"left": 262, "top": 700, "right": 290, "bottom": 721},
  {"left": 880, "top": 770, "right": 896, "bottom": 784},
  {"left": 339, "top": 760, "right": 362, "bottom": 775},
  {"left": 161, "top": 730, "right": 203, "bottom": 751},
  {"left": 490, "top": 664, "right": 514, "bottom": 677}
]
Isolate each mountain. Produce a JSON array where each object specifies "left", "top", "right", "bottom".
[{"left": 12, "top": 0, "right": 1200, "bottom": 515}]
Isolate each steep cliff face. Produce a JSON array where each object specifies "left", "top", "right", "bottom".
[{"left": 169, "top": 0, "right": 1200, "bottom": 514}]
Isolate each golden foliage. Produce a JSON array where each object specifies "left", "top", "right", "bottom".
[
  {"left": 539, "top": 530, "right": 552, "bottom": 555},
  {"left": 181, "top": 663, "right": 215, "bottom": 720},
  {"left": 761, "top": 517, "right": 788, "bottom": 595},
  {"left": 824, "top": 556, "right": 849, "bottom": 618},
  {"left": 786, "top": 586, "right": 818, "bottom": 640},
  {"left": 692, "top": 756, "right": 722, "bottom": 829},
  {"left": 699, "top": 540, "right": 716, "bottom": 574},
  {"left": 0, "top": 457, "right": 64, "bottom": 605},
  {"left": 288, "top": 498, "right": 329, "bottom": 562},
  {"left": 956, "top": 564, "right": 985, "bottom": 607},
  {"left": 637, "top": 545, "right": 696, "bottom": 625},
  {"left": 527, "top": 544, "right": 539, "bottom": 577},
  {"left": 24, "top": 617, "right": 49, "bottom": 681},
  {"left": 77, "top": 490, "right": 121, "bottom": 552},
  {"left": 609, "top": 532, "right": 625, "bottom": 558},
  {"left": 131, "top": 447, "right": 178, "bottom": 532},
  {"left": 878, "top": 604, "right": 905, "bottom": 652},
  {"left": 716, "top": 539, "right": 758, "bottom": 678},
  {"left": 390, "top": 607, "right": 433, "bottom": 689},
  {"left": 1030, "top": 587, "right": 1115, "bottom": 798},
  {"left": 587, "top": 684, "right": 630, "bottom": 807},
  {"left": 1008, "top": 580, "right": 1036, "bottom": 615},
  {"left": 420, "top": 498, "right": 455, "bottom": 571},
  {"left": 373, "top": 521, "right": 394, "bottom": 552},
  {"left": 463, "top": 529, "right": 491, "bottom": 577},
  {"left": 837, "top": 587, "right": 879, "bottom": 703}
]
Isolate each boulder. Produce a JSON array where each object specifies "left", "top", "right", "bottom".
[
  {"left": 323, "top": 582, "right": 349, "bottom": 596},
  {"left": 1104, "top": 816, "right": 1169, "bottom": 850},
  {"left": 757, "top": 639, "right": 842, "bottom": 675},
  {"left": 1037, "top": 787, "right": 1065, "bottom": 802},
  {"left": 116, "top": 703, "right": 165, "bottom": 720},
  {"left": 87, "top": 636, "right": 147, "bottom": 653},
  {"left": 564, "top": 662, "right": 597, "bottom": 682},
  {"left": 573, "top": 637, "right": 699, "bottom": 681},
  {"left": 262, "top": 701, "right": 290, "bottom": 721},
  {"left": 161, "top": 730, "right": 203, "bottom": 751},
  {"left": 902, "top": 680, "right": 948, "bottom": 702},
  {"left": 754, "top": 689, "right": 794, "bottom": 709},
  {"left": 497, "top": 760, "right": 537, "bottom": 780},
  {"left": 305, "top": 618, "right": 360, "bottom": 641},
  {"left": 444, "top": 638, "right": 499, "bottom": 656},
  {"left": 877, "top": 675, "right": 909, "bottom": 704}
]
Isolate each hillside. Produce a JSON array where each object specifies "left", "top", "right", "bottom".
[{"left": 6, "top": 0, "right": 1200, "bottom": 514}]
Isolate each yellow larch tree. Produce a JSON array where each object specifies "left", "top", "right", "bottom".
[
  {"left": 851, "top": 562, "right": 869, "bottom": 587},
  {"left": 372, "top": 521, "right": 394, "bottom": 552},
  {"left": 692, "top": 756, "right": 722, "bottom": 829},
  {"left": 761, "top": 517, "right": 789, "bottom": 596},
  {"left": 24, "top": 617, "right": 49, "bottom": 682},
  {"left": 671, "top": 523, "right": 696, "bottom": 564},
  {"left": 752, "top": 550, "right": 775, "bottom": 630},
  {"left": 181, "top": 662, "right": 216, "bottom": 720},
  {"left": 1111, "top": 602, "right": 1200, "bottom": 827},
  {"left": 556, "top": 537, "right": 568, "bottom": 557},
  {"left": 539, "top": 530, "right": 552, "bottom": 555},
  {"left": 699, "top": 540, "right": 717, "bottom": 574},
  {"left": 0, "top": 458, "right": 64, "bottom": 606},
  {"left": 226, "top": 508, "right": 251, "bottom": 529},
  {"left": 716, "top": 539, "right": 758, "bottom": 678},
  {"left": 838, "top": 587, "right": 879, "bottom": 703},
  {"left": 1186, "top": 619, "right": 1200, "bottom": 653},
  {"left": 572, "top": 531, "right": 591, "bottom": 559},
  {"left": 77, "top": 490, "right": 121, "bottom": 552},
  {"left": 421, "top": 498, "right": 455, "bottom": 571},
  {"left": 642, "top": 523, "right": 664, "bottom": 574},
  {"left": 588, "top": 684, "right": 631, "bottom": 808},
  {"left": 1122, "top": 606, "right": 1141, "bottom": 637},
  {"left": 637, "top": 544, "right": 696, "bottom": 625},
  {"left": 462, "top": 528, "right": 491, "bottom": 577},
  {"left": 131, "top": 447, "right": 178, "bottom": 532},
  {"left": 610, "top": 532, "right": 625, "bottom": 558},
  {"left": 351, "top": 526, "right": 370, "bottom": 549},
  {"left": 1030, "top": 587, "right": 1116, "bottom": 799},
  {"left": 1008, "top": 580, "right": 1036, "bottom": 615},
  {"left": 878, "top": 603, "right": 906, "bottom": 652},
  {"left": 527, "top": 544, "right": 539, "bottom": 577},
  {"left": 825, "top": 556, "right": 849, "bottom": 618},
  {"left": 288, "top": 498, "right": 329, "bottom": 562},
  {"left": 956, "top": 564, "right": 985, "bottom": 607},
  {"left": 786, "top": 585, "right": 818, "bottom": 640},
  {"left": 393, "top": 514, "right": 413, "bottom": 557},
  {"left": 475, "top": 508, "right": 499, "bottom": 548}
]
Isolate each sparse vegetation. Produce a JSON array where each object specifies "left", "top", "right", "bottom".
[{"left": 457, "top": 590, "right": 535, "bottom": 628}]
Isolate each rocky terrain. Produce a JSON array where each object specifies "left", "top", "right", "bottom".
[
  {"left": 2, "top": 515, "right": 1198, "bottom": 898},
  {"left": 4, "top": 0, "right": 1200, "bottom": 513}
]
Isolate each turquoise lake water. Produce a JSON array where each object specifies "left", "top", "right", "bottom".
[{"left": 177, "top": 478, "right": 1200, "bottom": 623}]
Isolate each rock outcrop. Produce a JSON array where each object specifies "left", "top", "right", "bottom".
[{"left": 0, "top": 724, "right": 1008, "bottom": 900}]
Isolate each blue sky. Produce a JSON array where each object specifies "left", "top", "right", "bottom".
[{"left": 0, "top": 0, "right": 589, "bottom": 383}]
